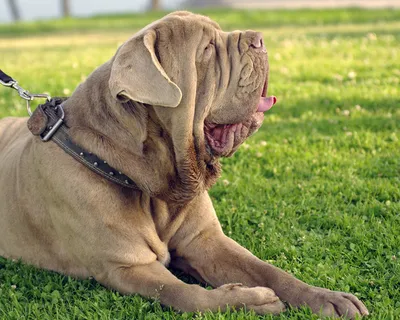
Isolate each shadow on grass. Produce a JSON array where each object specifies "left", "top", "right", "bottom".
[
  {"left": 260, "top": 114, "right": 399, "bottom": 137},
  {"left": 257, "top": 95, "right": 400, "bottom": 136},
  {"left": 276, "top": 94, "right": 399, "bottom": 114}
]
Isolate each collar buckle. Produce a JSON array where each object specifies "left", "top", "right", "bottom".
[{"left": 41, "top": 105, "right": 64, "bottom": 141}]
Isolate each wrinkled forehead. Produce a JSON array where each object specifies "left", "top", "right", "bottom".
[
  {"left": 166, "top": 11, "right": 221, "bottom": 29},
  {"left": 145, "top": 11, "right": 221, "bottom": 42}
]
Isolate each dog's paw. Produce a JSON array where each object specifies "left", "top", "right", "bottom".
[
  {"left": 215, "top": 283, "right": 286, "bottom": 315},
  {"left": 307, "top": 287, "right": 369, "bottom": 319}
]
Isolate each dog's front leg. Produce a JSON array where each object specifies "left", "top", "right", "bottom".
[
  {"left": 96, "top": 261, "right": 284, "bottom": 314},
  {"left": 171, "top": 193, "right": 368, "bottom": 319}
]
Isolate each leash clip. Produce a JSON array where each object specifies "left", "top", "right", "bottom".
[
  {"left": 0, "top": 69, "right": 51, "bottom": 116},
  {"left": 11, "top": 82, "right": 52, "bottom": 117},
  {"left": 10, "top": 82, "right": 34, "bottom": 101}
]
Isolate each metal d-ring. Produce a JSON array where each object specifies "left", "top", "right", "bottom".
[{"left": 26, "top": 93, "right": 51, "bottom": 116}]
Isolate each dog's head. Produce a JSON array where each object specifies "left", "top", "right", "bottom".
[{"left": 108, "top": 11, "right": 275, "bottom": 196}]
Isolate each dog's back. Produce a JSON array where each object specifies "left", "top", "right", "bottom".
[
  {"left": 0, "top": 117, "right": 36, "bottom": 259},
  {"left": 0, "top": 117, "right": 30, "bottom": 152}
]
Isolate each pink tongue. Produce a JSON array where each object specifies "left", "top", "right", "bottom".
[{"left": 257, "top": 96, "right": 277, "bottom": 112}]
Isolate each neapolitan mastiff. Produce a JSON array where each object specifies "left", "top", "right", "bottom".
[{"left": 0, "top": 11, "right": 368, "bottom": 318}]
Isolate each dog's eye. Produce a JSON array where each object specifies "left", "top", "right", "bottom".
[
  {"left": 204, "top": 41, "right": 214, "bottom": 51},
  {"left": 203, "top": 41, "right": 215, "bottom": 60}
]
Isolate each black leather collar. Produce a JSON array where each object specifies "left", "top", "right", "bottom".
[{"left": 27, "top": 98, "right": 139, "bottom": 189}]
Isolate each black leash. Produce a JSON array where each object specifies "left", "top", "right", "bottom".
[
  {"left": 0, "top": 70, "right": 14, "bottom": 84},
  {"left": 0, "top": 69, "right": 138, "bottom": 190}
]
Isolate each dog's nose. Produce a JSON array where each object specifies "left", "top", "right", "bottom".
[{"left": 249, "top": 32, "right": 266, "bottom": 52}]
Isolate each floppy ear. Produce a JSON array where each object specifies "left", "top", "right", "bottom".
[{"left": 109, "top": 29, "right": 182, "bottom": 108}]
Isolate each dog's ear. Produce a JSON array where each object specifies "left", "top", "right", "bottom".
[{"left": 109, "top": 29, "right": 182, "bottom": 108}]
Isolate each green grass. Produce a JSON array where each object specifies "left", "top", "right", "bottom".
[{"left": 1, "top": 8, "right": 399, "bottom": 320}]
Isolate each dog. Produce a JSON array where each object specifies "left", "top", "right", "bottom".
[{"left": 0, "top": 11, "right": 368, "bottom": 318}]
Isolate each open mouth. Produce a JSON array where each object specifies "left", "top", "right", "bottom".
[{"left": 204, "top": 82, "right": 276, "bottom": 157}]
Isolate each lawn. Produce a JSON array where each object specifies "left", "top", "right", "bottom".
[{"left": 0, "top": 8, "right": 399, "bottom": 320}]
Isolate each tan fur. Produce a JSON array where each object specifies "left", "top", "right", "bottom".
[{"left": 0, "top": 12, "right": 367, "bottom": 318}]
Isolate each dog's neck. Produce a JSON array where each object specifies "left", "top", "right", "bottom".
[{"left": 62, "top": 62, "right": 220, "bottom": 204}]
